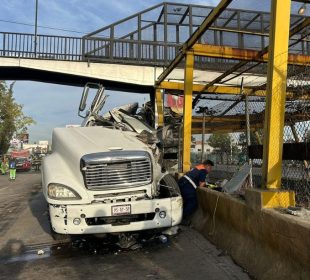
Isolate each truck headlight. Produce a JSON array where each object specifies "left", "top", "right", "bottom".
[{"left": 48, "top": 183, "right": 81, "bottom": 200}]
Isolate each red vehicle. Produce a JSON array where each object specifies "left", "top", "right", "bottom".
[{"left": 15, "top": 157, "right": 32, "bottom": 171}]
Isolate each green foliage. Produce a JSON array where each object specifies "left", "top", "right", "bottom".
[
  {"left": 238, "top": 131, "right": 262, "bottom": 153},
  {"left": 0, "top": 81, "right": 35, "bottom": 154},
  {"left": 208, "top": 133, "right": 239, "bottom": 164},
  {"left": 208, "top": 133, "right": 231, "bottom": 151}
]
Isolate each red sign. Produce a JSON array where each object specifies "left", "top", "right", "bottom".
[
  {"left": 11, "top": 150, "right": 30, "bottom": 158},
  {"left": 166, "top": 94, "right": 183, "bottom": 114}
]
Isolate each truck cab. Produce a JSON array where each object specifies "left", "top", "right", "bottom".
[{"left": 42, "top": 83, "right": 182, "bottom": 237}]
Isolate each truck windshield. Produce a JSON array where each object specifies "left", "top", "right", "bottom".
[
  {"left": 118, "top": 112, "right": 154, "bottom": 134},
  {"left": 16, "top": 157, "right": 27, "bottom": 164}
]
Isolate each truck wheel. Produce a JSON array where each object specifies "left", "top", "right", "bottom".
[
  {"left": 161, "top": 174, "right": 181, "bottom": 196},
  {"left": 50, "top": 225, "right": 71, "bottom": 242},
  {"left": 47, "top": 204, "right": 70, "bottom": 242}
]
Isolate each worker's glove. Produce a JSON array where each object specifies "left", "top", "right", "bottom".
[{"left": 206, "top": 183, "right": 217, "bottom": 189}]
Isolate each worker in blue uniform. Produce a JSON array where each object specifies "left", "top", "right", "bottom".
[{"left": 178, "top": 159, "right": 214, "bottom": 222}]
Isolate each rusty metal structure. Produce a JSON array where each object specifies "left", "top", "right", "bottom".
[
  {"left": 0, "top": 1, "right": 309, "bottom": 205},
  {"left": 153, "top": 0, "right": 309, "bottom": 207}
]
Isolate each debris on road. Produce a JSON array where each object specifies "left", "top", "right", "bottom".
[{"left": 37, "top": 249, "right": 45, "bottom": 255}]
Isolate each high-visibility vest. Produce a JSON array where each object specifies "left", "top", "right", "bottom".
[{"left": 183, "top": 164, "right": 207, "bottom": 189}]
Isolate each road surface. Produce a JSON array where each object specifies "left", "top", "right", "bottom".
[{"left": 0, "top": 172, "right": 250, "bottom": 280}]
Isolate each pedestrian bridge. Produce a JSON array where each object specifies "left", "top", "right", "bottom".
[{"left": 0, "top": 2, "right": 308, "bottom": 92}]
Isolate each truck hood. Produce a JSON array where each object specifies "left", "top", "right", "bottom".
[
  {"left": 52, "top": 126, "right": 151, "bottom": 163},
  {"left": 43, "top": 127, "right": 162, "bottom": 203}
]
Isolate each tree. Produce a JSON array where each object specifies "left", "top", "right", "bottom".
[
  {"left": 238, "top": 130, "right": 262, "bottom": 149},
  {"left": 0, "top": 81, "right": 35, "bottom": 154},
  {"left": 208, "top": 133, "right": 239, "bottom": 164}
]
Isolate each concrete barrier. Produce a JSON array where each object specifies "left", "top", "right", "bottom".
[{"left": 192, "top": 188, "right": 310, "bottom": 280}]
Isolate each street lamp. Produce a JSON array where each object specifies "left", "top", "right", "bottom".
[
  {"left": 34, "top": 0, "right": 38, "bottom": 57},
  {"left": 298, "top": 4, "right": 306, "bottom": 15}
]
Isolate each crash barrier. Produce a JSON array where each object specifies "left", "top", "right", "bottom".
[{"left": 192, "top": 188, "right": 310, "bottom": 280}]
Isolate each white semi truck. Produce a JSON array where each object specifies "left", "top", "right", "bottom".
[{"left": 42, "top": 83, "right": 182, "bottom": 240}]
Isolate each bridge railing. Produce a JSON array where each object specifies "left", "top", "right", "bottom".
[
  {"left": 82, "top": 37, "right": 181, "bottom": 66},
  {"left": 0, "top": 32, "right": 82, "bottom": 60},
  {"left": 0, "top": 31, "right": 269, "bottom": 71},
  {"left": 0, "top": 32, "right": 183, "bottom": 66}
]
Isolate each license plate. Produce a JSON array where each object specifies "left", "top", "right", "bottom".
[{"left": 112, "top": 205, "right": 131, "bottom": 216}]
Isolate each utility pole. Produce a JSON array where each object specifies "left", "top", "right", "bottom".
[
  {"left": 196, "top": 106, "right": 208, "bottom": 162},
  {"left": 230, "top": 139, "right": 233, "bottom": 164},
  {"left": 34, "top": 0, "right": 38, "bottom": 57},
  {"left": 244, "top": 77, "right": 253, "bottom": 188},
  {"left": 201, "top": 108, "right": 206, "bottom": 162}
]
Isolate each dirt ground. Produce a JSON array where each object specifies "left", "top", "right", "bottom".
[{"left": 0, "top": 172, "right": 250, "bottom": 280}]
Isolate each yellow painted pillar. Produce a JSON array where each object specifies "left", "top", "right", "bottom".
[
  {"left": 182, "top": 50, "right": 194, "bottom": 172},
  {"left": 262, "top": 0, "right": 291, "bottom": 189},
  {"left": 155, "top": 88, "right": 164, "bottom": 128}
]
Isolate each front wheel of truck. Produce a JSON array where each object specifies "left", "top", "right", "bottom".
[
  {"left": 159, "top": 174, "right": 181, "bottom": 198},
  {"left": 50, "top": 226, "right": 71, "bottom": 242}
]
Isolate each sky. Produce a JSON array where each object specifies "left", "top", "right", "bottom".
[{"left": 1, "top": 0, "right": 308, "bottom": 143}]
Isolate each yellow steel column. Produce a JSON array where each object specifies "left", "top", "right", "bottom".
[
  {"left": 182, "top": 50, "right": 194, "bottom": 172},
  {"left": 155, "top": 88, "right": 164, "bottom": 128},
  {"left": 262, "top": 0, "right": 291, "bottom": 189}
]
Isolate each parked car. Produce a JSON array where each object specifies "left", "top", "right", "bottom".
[{"left": 15, "top": 157, "right": 32, "bottom": 171}]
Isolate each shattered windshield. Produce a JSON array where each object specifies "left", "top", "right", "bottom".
[{"left": 118, "top": 112, "right": 154, "bottom": 134}]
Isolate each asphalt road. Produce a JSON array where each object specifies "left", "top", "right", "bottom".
[{"left": 0, "top": 172, "right": 250, "bottom": 280}]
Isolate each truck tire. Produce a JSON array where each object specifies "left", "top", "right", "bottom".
[
  {"left": 47, "top": 203, "right": 70, "bottom": 242},
  {"left": 50, "top": 226, "right": 71, "bottom": 242},
  {"left": 161, "top": 174, "right": 181, "bottom": 196}
]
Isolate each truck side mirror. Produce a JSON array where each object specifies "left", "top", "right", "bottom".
[
  {"left": 78, "top": 83, "right": 104, "bottom": 119},
  {"left": 79, "top": 86, "right": 89, "bottom": 114}
]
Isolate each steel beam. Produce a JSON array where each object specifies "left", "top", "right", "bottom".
[
  {"left": 223, "top": 11, "right": 237, "bottom": 27},
  {"left": 159, "top": 81, "right": 308, "bottom": 100},
  {"left": 179, "top": 7, "right": 189, "bottom": 24},
  {"left": 262, "top": 0, "right": 291, "bottom": 189},
  {"left": 192, "top": 16, "right": 310, "bottom": 108},
  {"left": 191, "top": 112, "right": 309, "bottom": 125},
  {"left": 159, "top": 81, "right": 256, "bottom": 95},
  {"left": 182, "top": 51, "right": 194, "bottom": 172},
  {"left": 84, "top": 2, "right": 164, "bottom": 37},
  {"left": 192, "top": 44, "right": 310, "bottom": 65},
  {"left": 191, "top": 124, "right": 262, "bottom": 134},
  {"left": 155, "top": 0, "right": 233, "bottom": 86},
  {"left": 244, "top": 13, "right": 260, "bottom": 29},
  {"left": 155, "top": 88, "right": 164, "bottom": 127}
]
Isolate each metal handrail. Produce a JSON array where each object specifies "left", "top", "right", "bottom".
[
  {"left": 0, "top": 32, "right": 82, "bottom": 60},
  {"left": 0, "top": 32, "right": 184, "bottom": 66},
  {"left": 0, "top": 31, "right": 307, "bottom": 69}
]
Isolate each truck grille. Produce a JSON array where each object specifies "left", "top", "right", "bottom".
[{"left": 81, "top": 151, "right": 152, "bottom": 190}]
